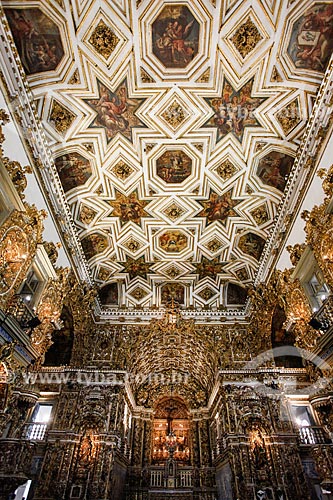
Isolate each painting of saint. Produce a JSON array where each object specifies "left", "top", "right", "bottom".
[
  {"left": 156, "top": 150, "right": 192, "bottom": 183},
  {"left": 198, "top": 189, "right": 240, "bottom": 226},
  {"left": 194, "top": 257, "right": 225, "bottom": 280},
  {"left": 55, "top": 153, "right": 92, "bottom": 193},
  {"left": 108, "top": 190, "right": 150, "bottom": 226},
  {"left": 5, "top": 8, "right": 64, "bottom": 75},
  {"left": 159, "top": 230, "right": 188, "bottom": 253},
  {"left": 84, "top": 79, "right": 146, "bottom": 143},
  {"left": 99, "top": 283, "right": 119, "bottom": 306},
  {"left": 81, "top": 233, "right": 108, "bottom": 261},
  {"left": 121, "top": 257, "right": 152, "bottom": 280},
  {"left": 287, "top": 3, "right": 333, "bottom": 72},
  {"left": 204, "top": 79, "right": 266, "bottom": 142},
  {"left": 152, "top": 5, "right": 199, "bottom": 68},
  {"left": 238, "top": 233, "right": 266, "bottom": 261},
  {"left": 256, "top": 152, "right": 294, "bottom": 192},
  {"left": 161, "top": 283, "right": 185, "bottom": 305},
  {"left": 227, "top": 283, "right": 248, "bottom": 305}
]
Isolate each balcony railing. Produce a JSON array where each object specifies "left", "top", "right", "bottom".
[
  {"left": 25, "top": 423, "right": 47, "bottom": 441},
  {"left": 299, "top": 426, "right": 328, "bottom": 445},
  {"left": 311, "top": 296, "right": 333, "bottom": 332},
  {"left": 5, "top": 294, "right": 40, "bottom": 330}
]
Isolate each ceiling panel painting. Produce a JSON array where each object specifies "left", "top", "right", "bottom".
[
  {"left": 2, "top": 0, "right": 332, "bottom": 317},
  {"left": 84, "top": 78, "right": 147, "bottom": 143},
  {"left": 4, "top": 8, "right": 64, "bottom": 75}
]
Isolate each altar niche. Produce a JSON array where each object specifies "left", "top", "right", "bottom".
[{"left": 152, "top": 397, "right": 191, "bottom": 465}]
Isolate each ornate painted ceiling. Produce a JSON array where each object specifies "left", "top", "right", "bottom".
[{"left": 2, "top": 0, "right": 332, "bottom": 316}]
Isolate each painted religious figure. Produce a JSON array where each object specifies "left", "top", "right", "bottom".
[
  {"left": 81, "top": 233, "right": 108, "bottom": 261},
  {"left": 107, "top": 190, "right": 150, "bottom": 226},
  {"left": 238, "top": 232, "right": 265, "bottom": 261},
  {"left": 198, "top": 189, "right": 240, "bottom": 225},
  {"left": 161, "top": 283, "right": 185, "bottom": 305},
  {"left": 287, "top": 3, "right": 333, "bottom": 72},
  {"left": 159, "top": 230, "right": 188, "bottom": 253},
  {"left": 5, "top": 8, "right": 64, "bottom": 75},
  {"left": 204, "top": 79, "right": 266, "bottom": 142},
  {"left": 152, "top": 5, "right": 199, "bottom": 68},
  {"left": 84, "top": 79, "right": 145, "bottom": 143},
  {"left": 227, "top": 283, "right": 248, "bottom": 305},
  {"left": 121, "top": 257, "right": 152, "bottom": 280},
  {"left": 99, "top": 283, "right": 119, "bottom": 306},
  {"left": 55, "top": 153, "right": 92, "bottom": 192},
  {"left": 194, "top": 257, "right": 225, "bottom": 280},
  {"left": 256, "top": 151, "right": 294, "bottom": 192},
  {"left": 156, "top": 150, "right": 192, "bottom": 183}
]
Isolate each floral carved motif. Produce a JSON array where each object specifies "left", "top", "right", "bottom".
[
  {"left": 49, "top": 100, "right": 75, "bottom": 134},
  {"left": 231, "top": 18, "right": 263, "bottom": 58},
  {"left": 88, "top": 20, "right": 120, "bottom": 59}
]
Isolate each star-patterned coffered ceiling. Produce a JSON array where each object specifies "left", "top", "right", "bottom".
[{"left": 2, "top": 0, "right": 332, "bottom": 316}]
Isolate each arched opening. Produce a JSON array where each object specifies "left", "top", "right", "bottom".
[
  {"left": 271, "top": 305, "right": 303, "bottom": 368},
  {"left": 44, "top": 305, "right": 74, "bottom": 366},
  {"left": 152, "top": 397, "right": 191, "bottom": 465}
]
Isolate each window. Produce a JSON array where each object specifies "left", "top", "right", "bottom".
[
  {"left": 290, "top": 405, "right": 315, "bottom": 427},
  {"left": 291, "top": 248, "right": 330, "bottom": 312},
  {"left": 19, "top": 269, "right": 41, "bottom": 305},
  {"left": 26, "top": 403, "right": 53, "bottom": 441},
  {"left": 307, "top": 272, "right": 330, "bottom": 311}
]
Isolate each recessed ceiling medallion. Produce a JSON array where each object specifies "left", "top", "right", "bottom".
[
  {"left": 159, "top": 230, "right": 188, "bottom": 253},
  {"left": 160, "top": 100, "right": 189, "bottom": 130},
  {"left": 215, "top": 160, "right": 237, "bottom": 181},
  {"left": 156, "top": 150, "right": 192, "bottom": 184},
  {"left": 111, "top": 160, "right": 134, "bottom": 181},
  {"left": 88, "top": 20, "right": 120, "bottom": 59},
  {"left": 231, "top": 17, "right": 263, "bottom": 58},
  {"left": 275, "top": 98, "right": 301, "bottom": 136},
  {"left": 49, "top": 100, "right": 75, "bottom": 135},
  {"left": 162, "top": 202, "right": 187, "bottom": 222}
]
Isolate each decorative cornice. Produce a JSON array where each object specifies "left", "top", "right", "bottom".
[{"left": 95, "top": 305, "right": 249, "bottom": 323}]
